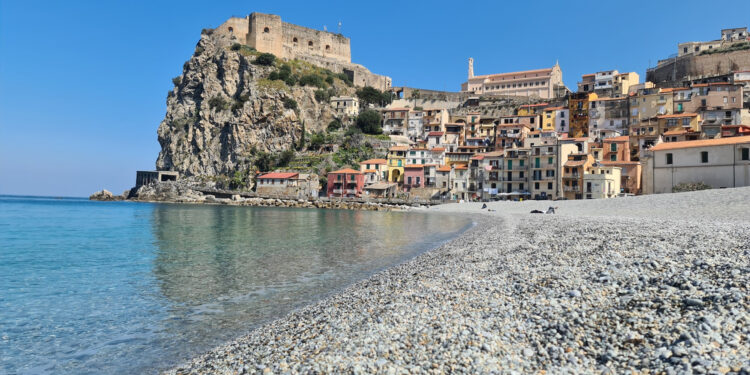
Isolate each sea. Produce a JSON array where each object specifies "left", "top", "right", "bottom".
[{"left": 0, "top": 195, "right": 472, "bottom": 374}]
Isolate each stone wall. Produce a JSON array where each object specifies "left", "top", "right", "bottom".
[
  {"left": 647, "top": 49, "right": 750, "bottom": 84},
  {"left": 215, "top": 12, "right": 390, "bottom": 91}
]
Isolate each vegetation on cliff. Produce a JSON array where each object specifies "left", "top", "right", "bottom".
[{"left": 156, "top": 29, "right": 388, "bottom": 191}]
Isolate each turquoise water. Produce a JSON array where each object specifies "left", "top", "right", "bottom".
[{"left": 0, "top": 196, "right": 471, "bottom": 374}]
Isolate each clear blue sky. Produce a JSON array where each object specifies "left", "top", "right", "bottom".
[{"left": 2, "top": 0, "right": 749, "bottom": 197}]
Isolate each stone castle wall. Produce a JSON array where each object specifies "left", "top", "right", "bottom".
[
  {"left": 647, "top": 49, "right": 750, "bottom": 84},
  {"left": 214, "top": 12, "right": 390, "bottom": 91}
]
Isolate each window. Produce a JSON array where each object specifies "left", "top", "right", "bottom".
[
  {"left": 263, "top": 27, "right": 270, "bottom": 33},
  {"left": 683, "top": 118, "right": 690, "bottom": 126},
  {"left": 724, "top": 96, "right": 728, "bottom": 103},
  {"left": 742, "top": 148, "right": 749, "bottom": 161},
  {"left": 610, "top": 143, "right": 617, "bottom": 152},
  {"left": 666, "top": 153, "right": 673, "bottom": 165},
  {"left": 701, "top": 151, "right": 708, "bottom": 163},
  {"left": 407, "top": 177, "right": 412, "bottom": 185},
  {"left": 535, "top": 182, "right": 540, "bottom": 189},
  {"left": 610, "top": 154, "right": 617, "bottom": 161},
  {"left": 548, "top": 157, "right": 553, "bottom": 164}
]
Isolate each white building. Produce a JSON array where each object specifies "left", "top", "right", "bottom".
[
  {"left": 645, "top": 136, "right": 750, "bottom": 194},
  {"left": 583, "top": 165, "right": 621, "bottom": 199},
  {"left": 330, "top": 96, "right": 360, "bottom": 117},
  {"left": 554, "top": 108, "right": 570, "bottom": 134}
]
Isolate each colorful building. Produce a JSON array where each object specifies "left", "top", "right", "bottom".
[
  {"left": 583, "top": 165, "right": 622, "bottom": 199},
  {"left": 563, "top": 153, "right": 595, "bottom": 199},
  {"left": 386, "top": 146, "right": 408, "bottom": 183},
  {"left": 569, "top": 92, "right": 597, "bottom": 138},
  {"left": 403, "top": 165, "right": 425, "bottom": 191},
  {"left": 359, "top": 158, "right": 388, "bottom": 183},
  {"left": 327, "top": 169, "right": 364, "bottom": 198}
]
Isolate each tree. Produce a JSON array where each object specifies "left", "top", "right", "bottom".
[
  {"left": 355, "top": 109, "right": 382, "bottom": 134},
  {"left": 327, "top": 118, "right": 342, "bottom": 131},
  {"left": 297, "top": 121, "right": 306, "bottom": 150},
  {"left": 283, "top": 98, "right": 298, "bottom": 110},
  {"left": 356, "top": 86, "right": 384, "bottom": 107},
  {"left": 254, "top": 53, "right": 276, "bottom": 66}
]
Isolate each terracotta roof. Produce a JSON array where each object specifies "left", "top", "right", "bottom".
[
  {"left": 650, "top": 136, "right": 750, "bottom": 151},
  {"left": 603, "top": 136, "right": 629, "bottom": 142},
  {"left": 389, "top": 146, "right": 409, "bottom": 151},
  {"left": 436, "top": 165, "right": 451, "bottom": 172},
  {"left": 473, "top": 67, "right": 555, "bottom": 80},
  {"left": 657, "top": 113, "right": 698, "bottom": 119},
  {"left": 404, "top": 164, "right": 424, "bottom": 168},
  {"left": 582, "top": 73, "right": 595, "bottom": 77},
  {"left": 383, "top": 107, "right": 410, "bottom": 111},
  {"left": 258, "top": 172, "right": 299, "bottom": 179},
  {"left": 431, "top": 147, "right": 446, "bottom": 152},
  {"left": 454, "top": 165, "right": 468, "bottom": 170},
  {"left": 409, "top": 147, "right": 428, "bottom": 151},
  {"left": 471, "top": 155, "right": 485, "bottom": 160},
  {"left": 359, "top": 158, "right": 386, "bottom": 165},
  {"left": 544, "top": 106, "right": 565, "bottom": 111},
  {"left": 427, "top": 131, "right": 444, "bottom": 136},
  {"left": 659, "top": 87, "right": 690, "bottom": 93},
  {"left": 363, "top": 169, "right": 378, "bottom": 173},
  {"left": 329, "top": 168, "right": 362, "bottom": 174},
  {"left": 519, "top": 103, "right": 549, "bottom": 108}
]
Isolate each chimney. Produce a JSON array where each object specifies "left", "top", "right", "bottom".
[{"left": 468, "top": 57, "right": 474, "bottom": 79}]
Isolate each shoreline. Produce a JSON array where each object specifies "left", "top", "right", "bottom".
[{"left": 167, "top": 187, "right": 750, "bottom": 374}]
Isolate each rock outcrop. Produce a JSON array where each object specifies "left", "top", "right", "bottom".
[
  {"left": 156, "top": 30, "right": 348, "bottom": 177},
  {"left": 89, "top": 189, "right": 127, "bottom": 201}
]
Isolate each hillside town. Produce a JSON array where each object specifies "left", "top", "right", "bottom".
[
  {"left": 132, "top": 18, "right": 750, "bottom": 204},
  {"left": 264, "top": 27, "right": 750, "bottom": 202}
]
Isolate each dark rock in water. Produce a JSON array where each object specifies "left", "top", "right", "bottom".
[{"left": 89, "top": 189, "right": 125, "bottom": 201}]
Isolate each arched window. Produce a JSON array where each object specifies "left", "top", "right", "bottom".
[
  {"left": 325, "top": 45, "right": 331, "bottom": 51},
  {"left": 308, "top": 41, "right": 313, "bottom": 47},
  {"left": 228, "top": 27, "right": 233, "bottom": 33},
  {"left": 263, "top": 27, "right": 270, "bottom": 33}
]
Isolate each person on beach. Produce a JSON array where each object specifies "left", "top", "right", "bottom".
[{"left": 546, "top": 206, "right": 558, "bottom": 214}]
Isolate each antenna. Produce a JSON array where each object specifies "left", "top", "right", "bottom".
[{"left": 338, "top": 21, "right": 342, "bottom": 34}]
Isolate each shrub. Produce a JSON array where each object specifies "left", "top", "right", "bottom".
[
  {"left": 314, "top": 89, "right": 330, "bottom": 103},
  {"left": 335, "top": 72, "right": 352, "bottom": 86},
  {"left": 254, "top": 53, "right": 276, "bottom": 66},
  {"left": 277, "top": 149, "right": 295, "bottom": 167},
  {"left": 284, "top": 75, "right": 297, "bottom": 86},
  {"left": 299, "top": 74, "right": 326, "bottom": 88},
  {"left": 355, "top": 109, "right": 382, "bottom": 134},
  {"left": 230, "top": 43, "right": 241, "bottom": 51},
  {"left": 172, "top": 76, "right": 181, "bottom": 86},
  {"left": 208, "top": 95, "right": 229, "bottom": 111},
  {"left": 327, "top": 118, "right": 342, "bottom": 131},
  {"left": 195, "top": 45, "right": 205, "bottom": 56},
  {"left": 268, "top": 71, "right": 280, "bottom": 81},
  {"left": 309, "top": 132, "right": 326, "bottom": 150},
  {"left": 283, "top": 98, "right": 298, "bottom": 110},
  {"left": 672, "top": 182, "right": 712, "bottom": 192},
  {"left": 325, "top": 75, "right": 334, "bottom": 85}
]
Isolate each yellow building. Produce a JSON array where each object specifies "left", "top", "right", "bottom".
[
  {"left": 569, "top": 92, "right": 597, "bottom": 137},
  {"left": 542, "top": 106, "right": 563, "bottom": 131},
  {"left": 517, "top": 103, "right": 549, "bottom": 116},
  {"left": 387, "top": 146, "right": 408, "bottom": 183}
]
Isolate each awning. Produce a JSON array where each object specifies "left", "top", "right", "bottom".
[{"left": 364, "top": 182, "right": 397, "bottom": 190}]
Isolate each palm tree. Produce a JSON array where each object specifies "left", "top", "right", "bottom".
[{"left": 410, "top": 89, "right": 421, "bottom": 108}]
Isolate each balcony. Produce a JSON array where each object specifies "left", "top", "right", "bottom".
[
  {"left": 346, "top": 189, "right": 358, "bottom": 194},
  {"left": 563, "top": 186, "right": 580, "bottom": 192},
  {"left": 503, "top": 176, "right": 528, "bottom": 182},
  {"left": 506, "top": 165, "right": 528, "bottom": 170},
  {"left": 332, "top": 189, "right": 343, "bottom": 194},
  {"left": 531, "top": 163, "right": 556, "bottom": 169},
  {"left": 563, "top": 173, "right": 580, "bottom": 179},
  {"left": 532, "top": 175, "right": 555, "bottom": 181}
]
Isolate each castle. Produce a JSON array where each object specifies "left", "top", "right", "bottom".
[{"left": 214, "top": 12, "right": 391, "bottom": 91}]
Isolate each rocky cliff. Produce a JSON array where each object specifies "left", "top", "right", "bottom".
[{"left": 156, "top": 29, "right": 352, "bottom": 177}]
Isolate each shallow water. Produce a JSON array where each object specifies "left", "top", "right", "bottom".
[{"left": 0, "top": 196, "right": 471, "bottom": 374}]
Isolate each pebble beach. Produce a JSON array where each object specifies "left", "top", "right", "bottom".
[{"left": 168, "top": 187, "right": 750, "bottom": 374}]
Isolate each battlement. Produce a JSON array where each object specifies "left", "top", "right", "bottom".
[{"left": 214, "top": 12, "right": 351, "bottom": 64}]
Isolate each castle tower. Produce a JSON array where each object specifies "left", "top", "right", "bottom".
[{"left": 468, "top": 58, "right": 474, "bottom": 79}]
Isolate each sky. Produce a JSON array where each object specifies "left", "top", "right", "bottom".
[{"left": 2, "top": 0, "right": 749, "bottom": 197}]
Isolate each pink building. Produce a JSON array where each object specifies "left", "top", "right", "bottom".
[
  {"left": 327, "top": 168, "right": 364, "bottom": 198},
  {"left": 403, "top": 165, "right": 425, "bottom": 191}
]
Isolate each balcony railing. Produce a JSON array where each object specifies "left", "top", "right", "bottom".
[
  {"left": 563, "top": 186, "right": 580, "bottom": 192},
  {"left": 563, "top": 173, "right": 580, "bottom": 179},
  {"left": 346, "top": 189, "right": 358, "bottom": 194},
  {"left": 332, "top": 189, "right": 343, "bottom": 194},
  {"left": 532, "top": 175, "right": 555, "bottom": 181},
  {"left": 506, "top": 165, "right": 528, "bottom": 170}
]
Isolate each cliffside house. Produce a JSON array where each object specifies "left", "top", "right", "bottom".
[
  {"left": 256, "top": 172, "right": 319, "bottom": 198},
  {"left": 359, "top": 158, "right": 388, "bottom": 183},
  {"left": 330, "top": 96, "right": 360, "bottom": 117},
  {"left": 135, "top": 171, "right": 179, "bottom": 187}
]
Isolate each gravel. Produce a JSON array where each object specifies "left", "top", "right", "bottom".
[{"left": 167, "top": 187, "right": 750, "bottom": 374}]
